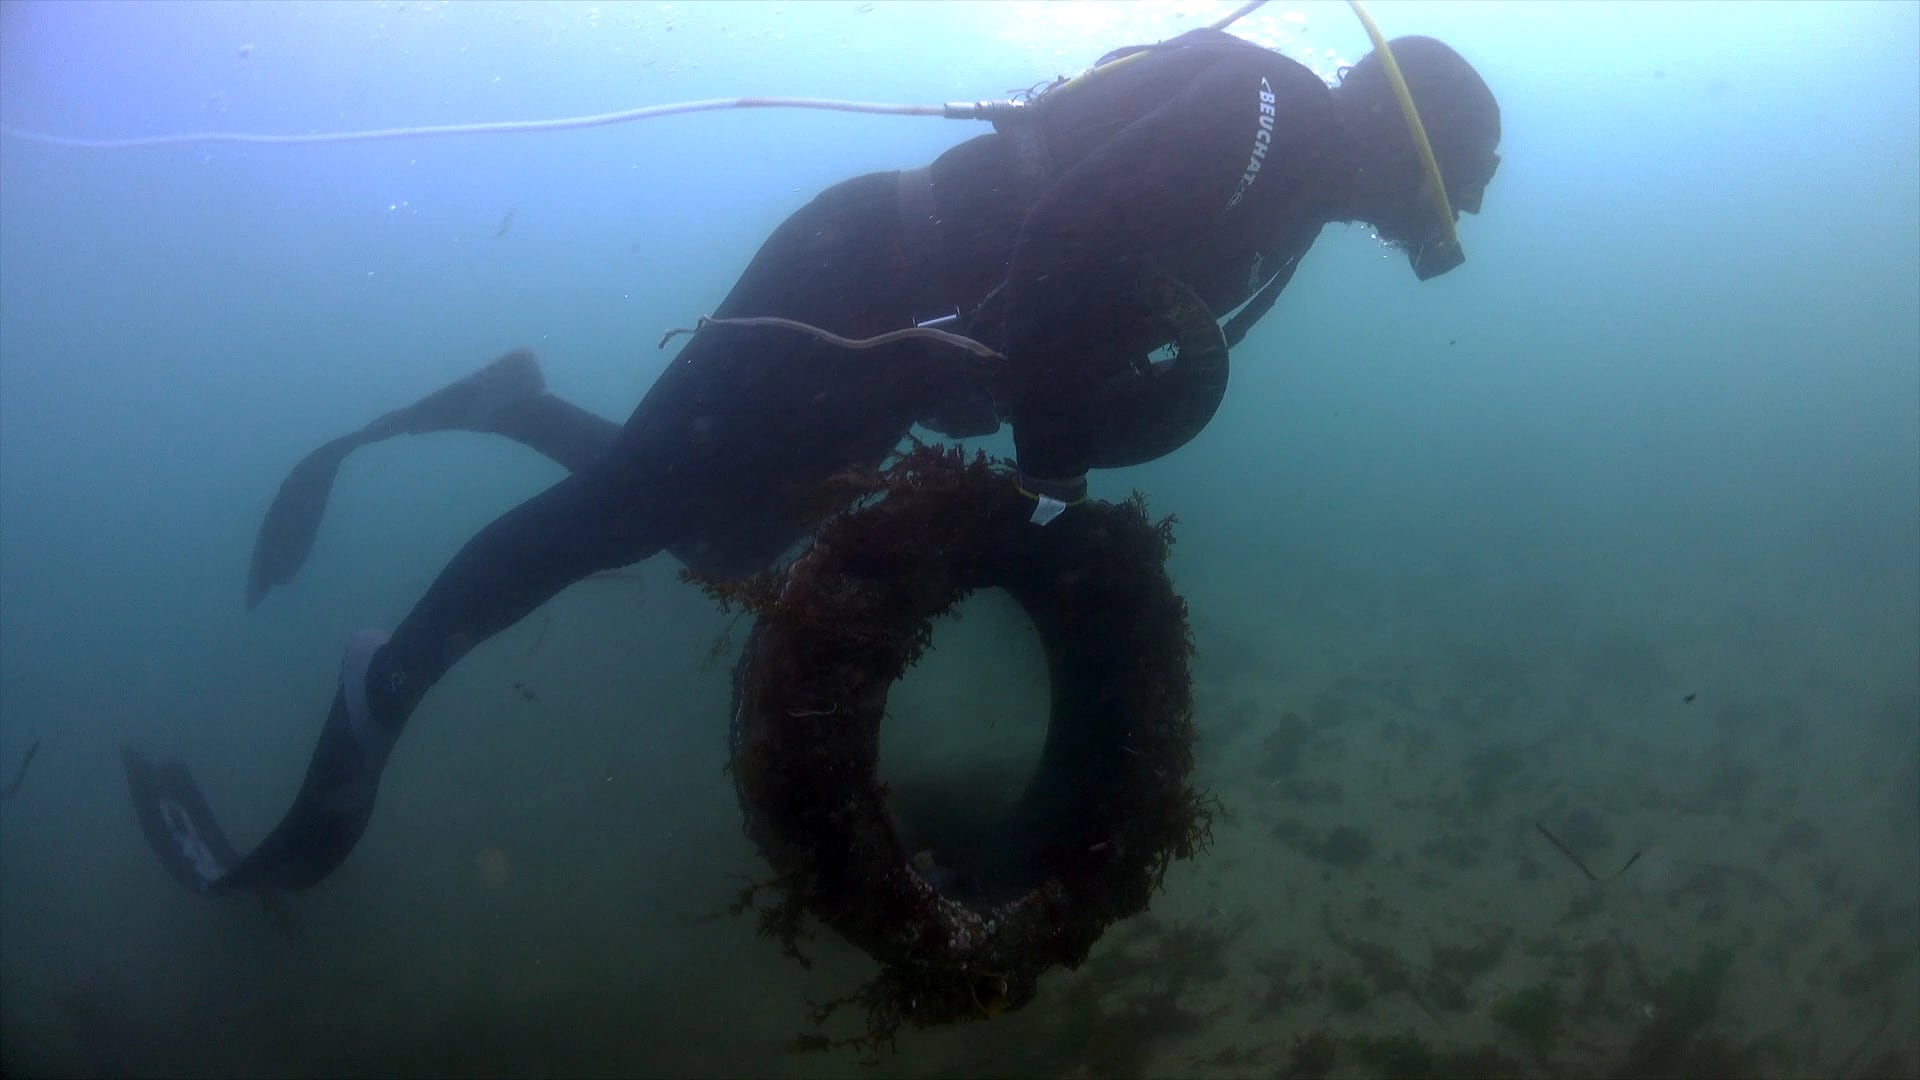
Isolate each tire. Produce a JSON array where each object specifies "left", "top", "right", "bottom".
[{"left": 724, "top": 445, "right": 1208, "bottom": 1032}]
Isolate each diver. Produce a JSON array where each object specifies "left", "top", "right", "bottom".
[{"left": 124, "top": 28, "right": 1502, "bottom": 894}]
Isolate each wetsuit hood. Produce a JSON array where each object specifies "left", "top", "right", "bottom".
[{"left": 1330, "top": 35, "right": 1502, "bottom": 278}]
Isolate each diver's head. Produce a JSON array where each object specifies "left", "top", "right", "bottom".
[{"left": 1329, "top": 35, "right": 1502, "bottom": 280}]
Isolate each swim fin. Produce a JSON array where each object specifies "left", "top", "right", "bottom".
[
  {"left": 244, "top": 348, "right": 549, "bottom": 609},
  {"left": 245, "top": 433, "right": 358, "bottom": 610},
  {"left": 121, "top": 746, "right": 242, "bottom": 895},
  {"left": 123, "top": 746, "right": 307, "bottom": 938}
]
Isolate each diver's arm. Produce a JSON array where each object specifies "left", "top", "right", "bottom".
[{"left": 1004, "top": 54, "right": 1322, "bottom": 491}]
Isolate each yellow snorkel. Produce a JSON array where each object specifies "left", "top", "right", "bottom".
[{"left": 1345, "top": 0, "right": 1465, "bottom": 274}]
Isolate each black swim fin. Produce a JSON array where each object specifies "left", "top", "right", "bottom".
[
  {"left": 121, "top": 746, "right": 242, "bottom": 895},
  {"left": 244, "top": 348, "right": 549, "bottom": 609},
  {"left": 245, "top": 433, "right": 359, "bottom": 609},
  {"left": 123, "top": 746, "right": 307, "bottom": 939},
  {"left": 358, "top": 345, "right": 548, "bottom": 442}
]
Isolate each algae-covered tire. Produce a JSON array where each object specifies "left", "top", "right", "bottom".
[{"left": 727, "top": 447, "right": 1204, "bottom": 1030}]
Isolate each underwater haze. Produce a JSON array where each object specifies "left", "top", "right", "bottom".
[{"left": 2, "top": 1, "right": 1917, "bottom": 1076}]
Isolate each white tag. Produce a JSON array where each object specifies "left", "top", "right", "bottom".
[{"left": 1029, "top": 495, "right": 1067, "bottom": 526}]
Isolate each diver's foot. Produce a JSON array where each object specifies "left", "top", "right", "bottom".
[{"left": 199, "top": 627, "right": 401, "bottom": 893}]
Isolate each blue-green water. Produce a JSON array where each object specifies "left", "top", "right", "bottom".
[{"left": 2, "top": 2, "right": 1915, "bottom": 1076}]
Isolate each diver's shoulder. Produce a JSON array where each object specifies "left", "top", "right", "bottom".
[{"left": 1164, "top": 29, "right": 1332, "bottom": 94}]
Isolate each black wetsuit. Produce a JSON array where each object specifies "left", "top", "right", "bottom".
[{"left": 210, "top": 29, "right": 1349, "bottom": 891}]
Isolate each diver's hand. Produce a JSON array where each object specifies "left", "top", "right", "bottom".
[{"left": 1014, "top": 469, "right": 1087, "bottom": 526}]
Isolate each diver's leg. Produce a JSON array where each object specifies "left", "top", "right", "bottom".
[
  {"left": 136, "top": 465, "right": 666, "bottom": 892},
  {"left": 246, "top": 348, "right": 623, "bottom": 608},
  {"left": 137, "top": 170, "right": 922, "bottom": 894}
]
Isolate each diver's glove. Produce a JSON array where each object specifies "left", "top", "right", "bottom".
[{"left": 1014, "top": 469, "right": 1087, "bottom": 526}]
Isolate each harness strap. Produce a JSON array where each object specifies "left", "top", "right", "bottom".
[{"left": 1223, "top": 251, "right": 1302, "bottom": 348}]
